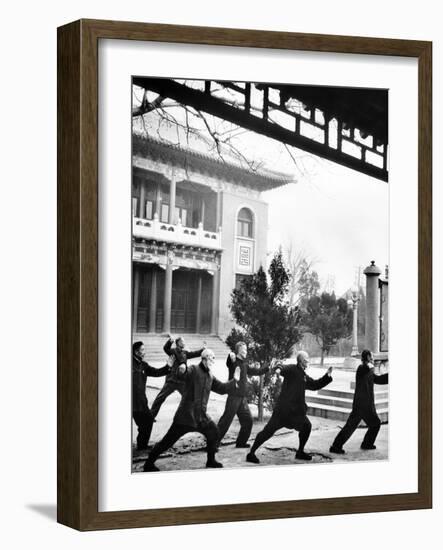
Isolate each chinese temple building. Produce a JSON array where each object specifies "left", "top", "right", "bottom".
[{"left": 132, "top": 134, "right": 294, "bottom": 338}]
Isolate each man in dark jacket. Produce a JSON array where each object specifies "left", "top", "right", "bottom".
[
  {"left": 217, "top": 342, "right": 269, "bottom": 448},
  {"left": 132, "top": 341, "right": 172, "bottom": 450},
  {"left": 246, "top": 351, "right": 333, "bottom": 463},
  {"left": 330, "top": 349, "right": 388, "bottom": 454},
  {"left": 143, "top": 348, "right": 239, "bottom": 471},
  {"left": 150, "top": 335, "right": 205, "bottom": 419}
]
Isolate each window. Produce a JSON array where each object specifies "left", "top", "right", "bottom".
[
  {"left": 175, "top": 206, "right": 188, "bottom": 226},
  {"left": 237, "top": 207, "right": 253, "bottom": 238},
  {"left": 145, "top": 200, "right": 153, "bottom": 220},
  {"left": 161, "top": 203, "right": 169, "bottom": 223},
  {"left": 132, "top": 197, "right": 138, "bottom": 217}
]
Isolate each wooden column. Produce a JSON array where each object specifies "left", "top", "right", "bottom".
[
  {"left": 138, "top": 181, "right": 145, "bottom": 218},
  {"left": 210, "top": 265, "right": 220, "bottom": 335},
  {"left": 195, "top": 273, "right": 202, "bottom": 333},
  {"left": 132, "top": 265, "right": 140, "bottom": 332},
  {"left": 163, "top": 252, "right": 174, "bottom": 333},
  {"left": 149, "top": 269, "right": 157, "bottom": 333},
  {"left": 200, "top": 197, "right": 205, "bottom": 230},
  {"left": 168, "top": 170, "right": 176, "bottom": 224}
]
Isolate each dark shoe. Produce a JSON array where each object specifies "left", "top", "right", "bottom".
[
  {"left": 143, "top": 461, "right": 159, "bottom": 472},
  {"left": 246, "top": 452, "right": 260, "bottom": 464},
  {"left": 235, "top": 443, "right": 251, "bottom": 448},
  {"left": 136, "top": 443, "right": 148, "bottom": 451},
  {"left": 361, "top": 444, "right": 376, "bottom": 450},
  {"left": 329, "top": 445, "right": 345, "bottom": 455},
  {"left": 206, "top": 459, "right": 223, "bottom": 468},
  {"left": 296, "top": 450, "right": 312, "bottom": 461}
]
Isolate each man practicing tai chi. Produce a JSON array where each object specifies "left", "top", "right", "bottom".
[
  {"left": 246, "top": 350, "right": 333, "bottom": 463},
  {"left": 143, "top": 348, "right": 239, "bottom": 472},
  {"left": 329, "top": 349, "right": 388, "bottom": 454},
  {"left": 150, "top": 335, "right": 205, "bottom": 419},
  {"left": 217, "top": 342, "right": 269, "bottom": 448},
  {"left": 132, "top": 341, "right": 172, "bottom": 450}
]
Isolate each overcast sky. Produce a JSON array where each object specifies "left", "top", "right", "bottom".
[{"left": 263, "top": 161, "right": 388, "bottom": 296}]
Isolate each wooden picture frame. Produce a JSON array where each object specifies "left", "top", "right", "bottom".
[{"left": 57, "top": 19, "right": 432, "bottom": 530}]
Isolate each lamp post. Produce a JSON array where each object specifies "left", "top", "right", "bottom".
[{"left": 347, "top": 288, "right": 359, "bottom": 357}]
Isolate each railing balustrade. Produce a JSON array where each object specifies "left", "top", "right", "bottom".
[{"left": 133, "top": 215, "right": 222, "bottom": 250}]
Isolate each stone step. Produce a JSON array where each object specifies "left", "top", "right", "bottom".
[
  {"left": 133, "top": 334, "right": 231, "bottom": 361},
  {"left": 307, "top": 393, "right": 388, "bottom": 409},
  {"left": 306, "top": 402, "right": 389, "bottom": 423},
  {"left": 350, "top": 380, "right": 389, "bottom": 390},
  {"left": 314, "top": 388, "right": 389, "bottom": 400}
]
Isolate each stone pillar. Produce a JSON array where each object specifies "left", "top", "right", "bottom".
[
  {"left": 363, "top": 261, "right": 382, "bottom": 353},
  {"left": 149, "top": 269, "right": 157, "bottom": 333},
  {"left": 168, "top": 170, "right": 176, "bottom": 225},
  {"left": 163, "top": 250, "right": 174, "bottom": 333},
  {"left": 211, "top": 264, "right": 220, "bottom": 335},
  {"left": 195, "top": 273, "right": 202, "bottom": 334},
  {"left": 138, "top": 182, "right": 145, "bottom": 218},
  {"left": 132, "top": 265, "right": 140, "bottom": 332}
]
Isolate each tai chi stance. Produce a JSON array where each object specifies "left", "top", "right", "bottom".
[
  {"left": 330, "top": 349, "right": 388, "bottom": 454},
  {"left": 150, "top": 335, "right": 205, "bottom": 419},
  {"left": 132, "top": 341, "right": 171, "bottom": 450},
  {"left": 143, "top": 349, "right": 239, "bottom": 471},
  {"left": 217, "top": 342, "right": 269, "bottom": 448},
  {"left": 246, "top": 351, "right": 332, "bottom": 463}
]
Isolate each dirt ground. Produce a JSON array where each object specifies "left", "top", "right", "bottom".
[{"left": 132, "top": 386, "right": 388, "bottom": 473}]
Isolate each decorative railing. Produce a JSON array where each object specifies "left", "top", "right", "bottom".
[{"left": 133, "top": 215, "right": 222, "bottom": 250}]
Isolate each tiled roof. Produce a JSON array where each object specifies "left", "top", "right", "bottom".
[{"left": 133, "top": 133, "right": 295, "bottom": 191}]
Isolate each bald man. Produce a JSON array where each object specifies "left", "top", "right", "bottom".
[
  {"left": 246, "top": 351, "right": 333, "bottom": 463},
  {"left": 143, "top": 349, "right": 239, "bottom": 472}
]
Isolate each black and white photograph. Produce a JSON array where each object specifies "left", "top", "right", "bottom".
[{"left": 130, "top": 77, "right": 390, "bottom": 473}]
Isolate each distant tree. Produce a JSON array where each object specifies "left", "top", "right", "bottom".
[
  {"left": 226, "top": 251, "right": 302, "bottom": 420},
  {"left": 303, "top": 292, "right": 353, "bottom": 365},
  {"left": 282, "top": 243, "right": 319, "bottom": 308},
  {"left": 297, "top": 258, "right": 320, "bottom": 309}
]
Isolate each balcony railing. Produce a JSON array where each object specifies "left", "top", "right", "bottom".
[{"left": 133, "top": 215, "right": 222, "bottom": 250}]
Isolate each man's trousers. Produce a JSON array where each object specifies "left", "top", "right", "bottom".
[
  {"left": 133, "top": 409, "right": 155, "bottom": 449},
  {"left": 150, "top": 378, "right": 184, "bottom": 418},
  {"left": 250, "top": 411, "right": 312, "bottom": 453},
  {"left": 217, "top": 395, "right": 253, "bottom": 446},
  {"left": 146, "top": 421, "right": 220, "bottom": 464},
  {"left": 332, "top": 409, "right": 381, "bottom": 449}
]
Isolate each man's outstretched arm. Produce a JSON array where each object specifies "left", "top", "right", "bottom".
[
  {"left": 163, "top": 336, "right": 174, "bottom": 355},
  {"left": 374, "top": 372, "right": 389, "bottom": 385},
  {"left": 186, "top": 346, "right": 205, "bottom": 359},
  {"left": 305, "top": 367, "right": 333, "bottom": 391},
  {"left": 145, "top": 355, "right": 174, "bottom": 377},
  {"left": 211, "top": 377, "right": 238, "bottom": 395}
]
